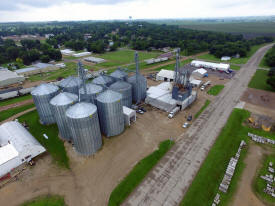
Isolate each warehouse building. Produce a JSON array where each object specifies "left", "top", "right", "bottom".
[
  {"left": 191, "top": 68, "right": 208, "bottom": 78},
  {"left": 0, "top": 68, "right": 25, "bottom": 87},
  {"left": 16, "top": 63, "right": 59, "bottom": 76},
  {"left": 72, "top": 52, "right": 91, "bottom": 58},
  {"left": 61, "top": 49, "right": 75, "bottom": 55},
  {"left": 0, "top": 121, "right": 46, "bottom": 178},
  {"left": 191, "top": 60, "right": 230, "bottom": 72},
  {"left": 156, "top": 69, "right": 174, "bottom": 82},
  {"left": 84, "top": 56, "right": 106, "bottom": 64}
]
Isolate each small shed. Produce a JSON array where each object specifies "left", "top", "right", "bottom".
[
  {"left": 156, "top": 69, "right": 175, "bottom": 82},
  {"left": 192, "top": 68, "right": 208, "bottom": 78},
  {"left": 123, "top": 106, "right": 136, "bottom": 126},
  {"left": 221, "top": 56, "right": 231, "bottom": 61}
]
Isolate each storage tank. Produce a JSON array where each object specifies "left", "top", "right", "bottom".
[
  {"left": 127, "top": 73, "right": 147, "bottom": 103},
  {"left": 109, "top": 81, "right": 132, "bottom": 108},
  {"left": 59, "top": 76, "right": 82, "bottom": 94},
  {"left": 92, "top": 75, "right": 114, "bottom": 87},
  {"left": 31, "top": 83, "right": 59, "bottom": 125},
  {"left": 66, "top": 102, "right": 102, "bottom": 156},
  {"left": 79, "top": 83, "right": 103, "bottom": 104},
  {"left": 50, "top": 92, "right": 78, "bottom": 140},
  {"left": 110, "top": 69, "right": 128, "bottom": 81},
  {"left": 96, "top": 90, "right": 124, "bottom": 137}
]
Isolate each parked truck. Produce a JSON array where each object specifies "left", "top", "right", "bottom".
[{"left": 168, "top": 106, "right": 180, "bottom": 119}]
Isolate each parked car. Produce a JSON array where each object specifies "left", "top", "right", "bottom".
[
  {"left": 140, "top": 107, "right": 147, "bottom": 112},
  {"left": 187, "top": 115, "right": 192, "bottom": 121},
  {"left": 137, "top": 109, "right": 144, "bottom": 114},
  {"left": 200, "top": 86, "right": 205, "bottom": 91},
  {"left": 182, "top": 122, "right": 190, "bottom": 128}
]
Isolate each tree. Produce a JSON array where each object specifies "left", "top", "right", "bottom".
[
  {"left": 267, "top": 76, "right": 275, "bottom": 90},
  {"left": 40, "top": 55, "right": 50, "bottom": 63}
]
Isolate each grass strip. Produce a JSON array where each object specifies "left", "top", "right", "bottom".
[
  {"left": 248, "top": 70, "right": 274, "bottom": 92},
  {"left": 0, "top": 95, "right": 32, "bottom": 107},
  {"left": 194, "top": 99, "right": 210, "bottom": 119},
  {"left": 0, "top": 103, "right": 34, "bottom": 122},
  {"left": 21, "top": 195, "right": 66, "bottom": 206},
  {"left": 108, "top": 139, "right": 175, "bottom": 206},
  {"left": 207, "top": 85, "right": 225, "bottom": 96}
]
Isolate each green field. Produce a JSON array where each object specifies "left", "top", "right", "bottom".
[
  {"left": 207, "top": 85, "right": 225, "bottom": 96},
  {"left": 0, "top": 94, "right": 32, "bottom": 107},
  {"left": 108, "top": 139, "right": 174, "bottom": 206},
  {"left": 154, "top": 59, "right": 193, "bottom": 71},
  {"left": 248, "top": 70, "right": 274, "bottom": 92},
  {"left": 197, "top": 44, "right": 266, "bottom": 65},
  {"left": 230, "top": 65, "right": 241, "bottom": 70},
  {"left": 194, "top": 100, "right": 210, "bottom": 119},
  {"left": 21, "top": 195, "right": 66, "bottom": 206},
  {"left": 0, "top": 103, "right": 34, "bottom": 122},
  {"left": 253, "top": 154, "right": 275, "bottom": 205},
  {"left": 180, "top": 22, "right": 275, "bottom": 34},
  {"left": 28, "top": 62, "right": 90, "bottom": 82},
  {"left": 95, "top": 49, "right": 161, "bottom": 68},
  {"left": 259, "top": 58, "right": 270, "bottom": 68},
  {"left": 180, "top": 109, "right": 275, "bottom": 206},
  {"left": 18, "top": 110, "right": 69, "bottom": 168}
]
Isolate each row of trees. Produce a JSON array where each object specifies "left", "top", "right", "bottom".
[
  {"left": 264, "top": 45, "right": 275, "bottom": 67},
  {"left": 0, "top": 38, "right": 61, "bottom": 66}
]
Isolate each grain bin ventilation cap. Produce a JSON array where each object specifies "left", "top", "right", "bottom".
[
  {"left": 79, "top": 83, "right": 103, "bottom": 94},
  {"left": 97, "top": 90, "right": 122, "bottom": 103},
  {"left": 66, "top": 102, "right": 97, "bottom": 119},
  {"left": 50, "top": 92, "right": 78, "bottom": 106},
  {"left": 31, "top": 83, "right": 59, "bottom": 96}
]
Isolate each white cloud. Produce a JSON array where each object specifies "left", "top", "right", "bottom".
[{"left": 0, "top": 0, "right": 274, "bottom": 22}]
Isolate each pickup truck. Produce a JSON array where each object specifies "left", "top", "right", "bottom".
[{"left": 168, "top": 106, "right": 180, "bottom": 118}]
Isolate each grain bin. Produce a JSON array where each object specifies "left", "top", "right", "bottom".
[
  {"left": 66, "top": 102, "right": 102, "bottom": 156},
  {"left": 79, "top": 83, "right": 103, "bottom": 104},
  {"left": 59, "top": 76, "right": 82, "bottom": 94},
  {"left": 127, "top": 74, "right": 147, "bottom": 103},
  {"left": 109, "top": 81, "right": 132, "bottom": 108},
  {"left": 50, "top": 92, "right": 78, "bottom": 140},
  {"left": 92, "top": 75, "right": 114, "bottom": 87},
  {"left": 31, "top": 83, "right": 59, "bottom": 125},
  {"left": 96, "top": 90, "right": 124, "bottom": 137},
  {"left": 110, "top": 69, "right": 128, "bottom": 81}
]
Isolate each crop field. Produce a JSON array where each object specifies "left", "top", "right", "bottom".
[
  {"left": 253, "top": 154, "right": 275, "bottom": 205},
  {"left": 21, "top": 195, "right": 66, "bottom": 206},
  {"left": 95, "top": 49, "right": 161, "bottom": 68},
  {"left": 197, "top": 44, "right": 266, "bottom": 65},
  {"left": 180, "top": 109, "right": 275, "bottom": 206},
  {"left": 248, "top": 70, "right": 274, "bottom": 92},
  {"left": 0, "top": 103, "right": 34, "bottom": 122},
  {"left": 179, "top": 22, "right": 275, "bottom": 36},
  {"left": 18, "top": 110, "right": 69, "bottom": 168},
  {"left": 108, "top": 139, "right": 174, "bottom": 206}
]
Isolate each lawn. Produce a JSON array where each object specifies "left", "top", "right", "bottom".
[
  {"left": 230, "top": 65, "right": 241, "bottom": 70},
  {"left": 21, "top": 195, "right": 66, "bottom": 206},
  {"left": 207, "top": 85, "right": 225, "bottom": 96},
  {"left": 197, "top": 44, "right": 267, "bottom": 65},
  {"left": 108, "top": 139, "right": 175, "bottom": 206},
  {"left": 0, "top": 103, "right": 34, "bottom": 122},
  {"left": 253, "top": 154, "right": 275, "bottom": 205},
  {"left": 95, "top": 49, "right": 161, "bottom": 68},
  {"left": 194, "top": 99, "right": 210, "bottom": 119},
  {"left": 154, "top": 58, "right": 193, "bottom": 71},
  {"left": 28, "top": 62, "right": 90, "bottom": 82},
  {"left": 0, "top": 94, "right": 32, "bottom": 107},
  {"left": 180, "top": 109, "right": 275, "bottom": 206},
  {"left": 18, "top": 110, "right": 69, "bottom": 168},
  {"left": 248, "top": 70, "right": 274, "bottom": 92},
  {"left": 259, "top": 58, "right": 270, "bottom": 69}
]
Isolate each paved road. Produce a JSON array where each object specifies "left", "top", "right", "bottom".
[{"left": 123, "top": 44, "right": 274, "bottom": 206}]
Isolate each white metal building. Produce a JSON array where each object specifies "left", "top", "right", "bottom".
[
  {"left": 123, "top": 106, "right": 136, "bottom": 126},
  {"left": 145, "top": 57, "right": 168, "bottom": 65},
  {"left": 0, "top": 121, "right": 46, "bottom": 178},
  {"left": 156, "top": 69, "right": 175, "bottom": 82},
  {"left": 0, "top": 69, "right": 25, "bottom": 87},
  {"left": 72, "top": 52, "right": 91, "bottom": 58},
  {"left": 84, "top": 56, "right": 106, "bottom": 64},
  {"left": 221, "top": 56, "right": 231, "bottom": 61},
  {"left": 191, "top": 68, "right": 208, "bottom": 78},
  {"left": 191, "top": 60, "right": 230, "bottom": 72},
  {"left": 61, "top": 49, "right": 75, "bottom": 55},
  {"left": 16, "top": 63, "right": 59, "bottom": 76}
]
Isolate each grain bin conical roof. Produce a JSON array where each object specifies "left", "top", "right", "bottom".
[
  {"left": 66, "top": 102, "right": 97, "bottom": 119},
  {"left": 92, "top": 75, "right": 114, "bottom": 86},
  {"left": 109, "top": 81, "right": 131, "bottom": 90},
  {"left": 31, "top": 83, "right": 59, "bottom": 96},
  {"left": 79, "top": 83, "right": 103, "bottom": 95},
  {"left": 59, "top": 76, "right": 81, "bottom": 88},
  {"left": 110, "top": 69, "right": 128, "bottom": 80},
  {"left": 97, "top": 90, "right": 122, "bottom": 103},
  {"left": 50, "top": 92, "right": 78, "bottom": 106}
]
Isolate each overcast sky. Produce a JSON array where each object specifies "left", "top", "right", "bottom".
[{"left": 0, "top": 0, "right": 274, "bottom": 22}]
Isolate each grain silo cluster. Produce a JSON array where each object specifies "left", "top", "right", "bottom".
[{"left": 31, "top": 52, "right": 146, "bottom": 156}]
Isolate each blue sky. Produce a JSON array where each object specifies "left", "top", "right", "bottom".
[{"left": 0, "top": 0, "right": 274, "bottom": 22}]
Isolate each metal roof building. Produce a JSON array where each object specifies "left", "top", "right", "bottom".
[
  {"left": 0, "top": 68, "right": 25, "bottom": 87},
  {"left": 0, "top": 121, "right": 46, "bottom": 178},
  {"left": 191, "top": 60, "right": 230, "bottom": 72},
  {"left": 123, "top": 106, "right": 136, "bottom": 126},
  {"left": 16, "top": 63, "right": 59, "bottom": 76}
]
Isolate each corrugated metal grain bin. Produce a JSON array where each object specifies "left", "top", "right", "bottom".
[
  {"left": 50, "top": 92, "right": 78, "bottom": 140},
  {"left": 59, "top": 76, "right": 81, "bottom": 94},
  {"left": 79, "top": 83, "right": 103, "bottom": 104},
  {"left": 66, "top": 102, "right": 102, "bottom": 156},
  {"left": 96, "top": 90, "right": 124, "bottom": 137},
  {"left": 109, "top": 81, "right": 132, "bottom": 108},
  {"left": 31, "top": 83, "right": 59, "bottom": 124},
  {"left": 110, "top": 69, "right": 128, "bottom": 81},
  {"left": 92, "top": 75, "right": 114, "bottom": 87},
  {"left": 127, "top": 74, "right": 147, "bottom": 103}
]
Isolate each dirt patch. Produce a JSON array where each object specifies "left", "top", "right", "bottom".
[
  {"left": 231, "top": 144, "right": 272, "bottom": 206},
  {"left": 0, "top": 99, "right": 33, "bottom": 112},
  {"left": 241, "top": 88, "right": 275, "bottom": 110}
]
